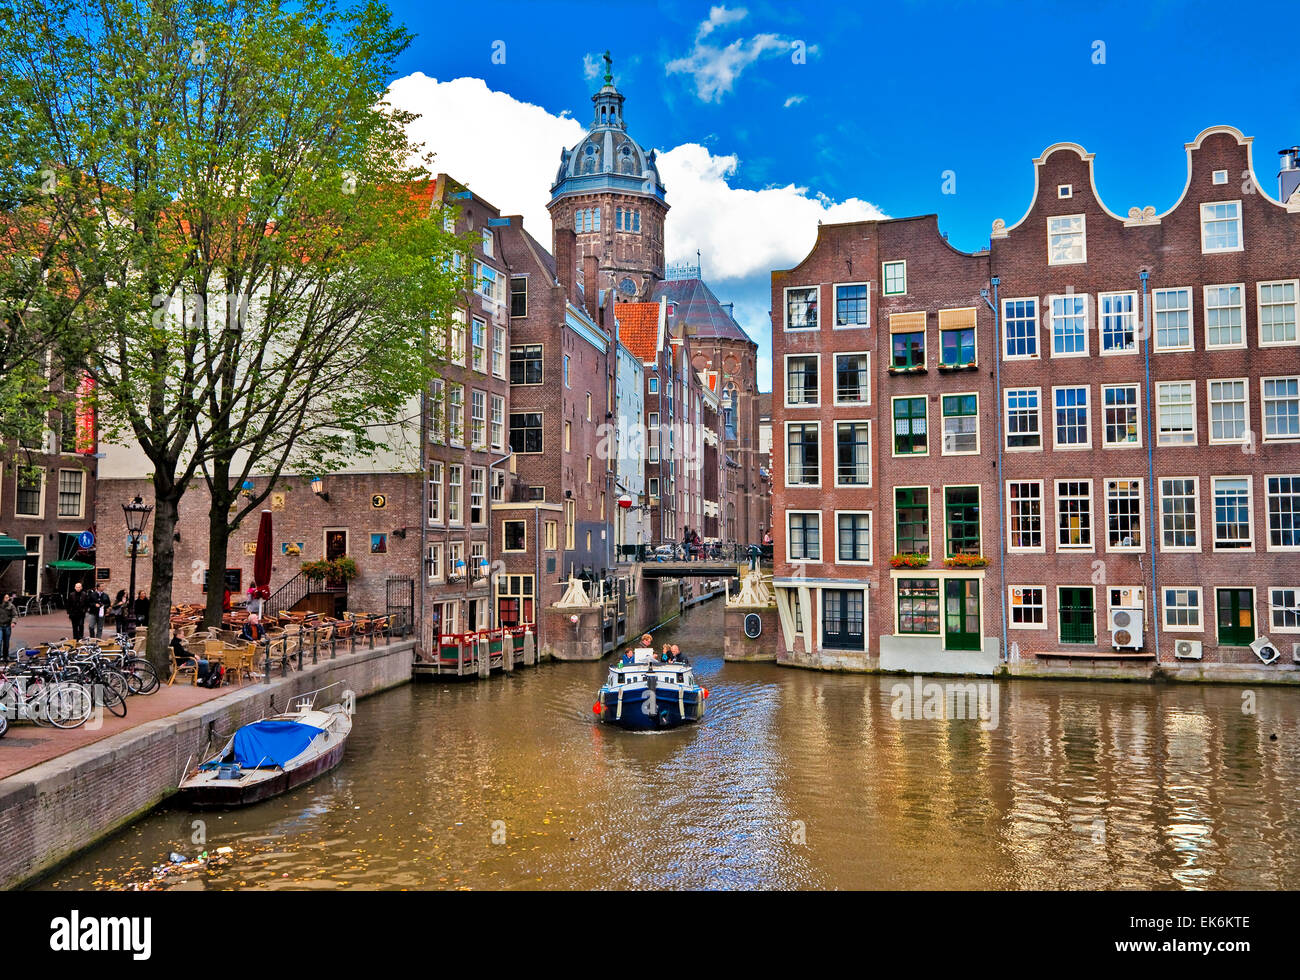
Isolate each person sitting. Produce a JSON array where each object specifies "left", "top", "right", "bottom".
[
  {"left": 670, "top": 644, "right": 688, "bottom": 665},
  {"left": 171, "top": 629, "right": 220, "bottom": 686},
  {"left": 239, "top": 614, "right": 266, "bottom": 643}
]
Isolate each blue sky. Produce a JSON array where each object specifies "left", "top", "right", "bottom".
[{"left": 383, "top": 0, "right": 1299, "bottom": 388}]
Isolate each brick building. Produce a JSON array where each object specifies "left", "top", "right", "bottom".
[{"left": 771, "top": 124, "right": 1300, "bottom": 676}]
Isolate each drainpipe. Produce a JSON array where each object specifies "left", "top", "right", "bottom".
[
  {"left": 1139, "top": 270, "right": 1160, "bottom": 660},
  {"left": 981, "top": 277, "right": 1009, "bottom": 663},
  {"left": 487, "top": 447, "right": 513, "bottom": 629}
]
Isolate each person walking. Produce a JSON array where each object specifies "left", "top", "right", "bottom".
[
  {"left": 89, "top": 584, "right": 110, "bottom": 639},
  {"left": 133, "top": 589, "right": 150, "bottom": 629},
  {"left": 111, "top": 589, "right": 128, "bottom": 636},
  {"left": 0, "top": 592, "right": 18, "bottom": 661},
  {"left": 66, "top": 581, "right": 89, "bottom": 641}
]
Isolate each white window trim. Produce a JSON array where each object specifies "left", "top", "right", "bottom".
[
  {"left": 1200, "top": 199, "right": 1244, "bottom": 254},
  {"left": 1103, "top": 477, "right": 1145, "bottom": 553},
  {"left": 13, "top": 466, "right": 45, "bottom": 520},
  {"left": 1101, "top": 383, "right": 1142, "bottom": 449},
  {"left": 783, "top": 284, "right": 820, "bottom": 331},
  {"left": 783, "top": 352, "right": 821, "bottom": 409},
  {"left": 832, "top": 509, "right": 874, "bottom": 566},
  {"left": 1048, "top": 293, "right": 1090, "bottom": 358},
  {"left": 893, "top": 485, "right": 931, "bottom": 557},
  {"left": 427, "top": 542, "right": 443, "bottom": 584},
  {"left": 1202, "top": 282, "right": 1247, "bottom": 351},
  {"left": 881, "top": 260, "right": 907, "bottom": 297},
  {"left": 1155, "top": 380, "right": 1198, "bottom": 447},
  {"left": 1158, "top": 476, "right": 1201, "bottom": 554},
  {"left": 1162, "top": 586, "right": 1204, "bottom": 633},
  {"left": 502, "top": 520, "right": 527, "bottom": 554},
  {"left": 1256, "top": 279, "right": 1300, "bottom": 348},
  {"left": 1098, "top": 290, "right": 1139, "bottom": 356},
  {"left": 1009, "top": 585, "right": 1048, "bottom": 630},
  {"left": 1212, "top": 170, "right": 1228, "bottom": 185},
  {"left": 1057, "top": 184, "right": 1073, "bottom": 198},
  {"left": 1267, "top": 587, "right": 1300, "bottom": 634},
  {"left": 1152, "top": 286, "right": 1196, "bottom": 353},
  {"left": 427, "top": 462, "right": 443, "bottom": 525},
  {"left": 832, "top": 281, "right": 870, "bottom": 330},
  {"left": 1056, "top": 584, "right": 1097, "bottom": 645},
  {"left": 890, "top": 395, "right": 930, "bottom": 459},
  {"left": 832, "top": 350, "right": 872, "bottom": 406},
  {"left": 1003, "top": 386, "right": 1043, "bottom": 453},
  {"left": 1001, "top": 297, "right": 1040, "bottom": 360},
  {"left": 1046, "top": 213, "right": 1087, "bottom": 266},
  {"left": 56, "top": 468, "right": 86, "bottom": 520},
  {"left": 1006, "top": 480, "right": 1046, "bottom": 554},
  {"left": 1055, "top": 478, "right": 1095, "bottom": 553},
  {"left": 1051, "top": 384, "right": 1093, "bottom": 451},
  {"left": 1261, "top": 375, "right": 1300, "bottom": 444},
  {"left": 940, "top": 391, "right": 980, "bottom": 456},
  {"left": 784, "top": 420, "right": 822, "bottom": 489},
  {"left": 832, "top": 418, "right": 872, "bottom": 489},
  {"left": 786, "top": 509, "right": 823, "bottom": 564},
  {"left": 1265, "top": 474, "right": 1300, "bottom": 552},
  {"left": 1206, "top": 377, "right": 1250, "bottom": 446},
  {"left": 1211, "top": 474, "right": 1255, "bottom": 552}
]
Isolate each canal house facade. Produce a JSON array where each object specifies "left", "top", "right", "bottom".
[{"left": 771, "top": 125, "right": 1300, "bottom": 676}]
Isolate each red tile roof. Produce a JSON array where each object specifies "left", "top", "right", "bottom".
[{"left": 617, "top": 302, "right": 661, "bottom": 361}]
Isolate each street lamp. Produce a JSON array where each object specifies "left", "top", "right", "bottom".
[
  {"left": 123, "top": 495, "right": 153, "bottom": 633},
  {"left": 310, "top": 476, "right": 329, "bottom": 502}
]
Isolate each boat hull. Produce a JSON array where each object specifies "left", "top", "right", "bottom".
[
  {"left": 179, "top": 737, "right": 347, "bottom": 808},
  {"left": 599, "top": 688, "right": 703, "bottom": 731}
]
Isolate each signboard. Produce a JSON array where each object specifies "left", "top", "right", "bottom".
[
  {"left": 371, "top": 493, "right": 388, "bottom": 510},
  {"left": 77, "top": 530, "right": 95, "bottom": 550}
]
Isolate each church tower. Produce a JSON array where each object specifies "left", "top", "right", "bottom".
[{"left": 548, "top": 53, "right": 668, "bottom": 303}]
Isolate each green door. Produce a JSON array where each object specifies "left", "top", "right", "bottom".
[
  {"left": 1059, "top": 587, "right": 1096, "bottom": 644},
  {"left": 1216, "top": 589, "right": 1254, "bottom": 646},
  {"left": 944, "top": 579, "right": 981, "bottom": 651}
]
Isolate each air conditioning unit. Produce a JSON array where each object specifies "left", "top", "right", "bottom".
[
  {"left": 1250, "top": 635, "right": 1281, "bottom": 665},
  {"left": 1108, "top": 606, "right": 1144, "bottom": 650},
  {"left": 1293, "top": 642, "right": 1300, "bottom": 664},
  {"left": 1174, "top": 639, "right": 1202, "bottom": 660}
]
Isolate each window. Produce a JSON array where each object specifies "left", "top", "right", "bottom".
[
  {"left": 892, "top": 397, "right": 927, "bottom": 455},
  {"left": 1053, "top": 386, "right": 1091, "bottom": 448},
  {"left": 1262, "top": 376, "right": 1300, "bottom": 441},
  {"left": 490, "top": 470, "right": 504, "bottom": 503},
  {"left": 1058, "top": 587, "right": 1096, "bottom": 644},
  {"left": 563, "top": 355, "right": 570, "bottom": 387},
  {"left": 586, "top": 455, "right": 592, "bottom": 482},
  {"left": 647, "top": 413, "right": 659, "bottom": 462},
  {"left": 944, "top": 486, "right": 980, "bottom": 556},
  {"left": 447, "top": 465, "right": 463, "bottom": 524},
  {"left": 1200, "top": 200, "right": 1242, "bottom": 253},
  {"left": 1160, "top": 478, "right": 1199, "bottom": 551},
  {"left": 481, "top": 229, "right": 493, "bottom": 257},
  {"left": 1269, "top": 588, "right": 1300, "bottom": 631},
  {"left": 785, "top": 286, "right": 818, "bottom": 329},
  {"left": 509, "top": 412, "right": 543, "bottom": 453},
  {"left": 473, "top": 261, "right": 505, "bottom": 304},
  {"left": 1204, "top": 284, "right": 1245, "bottom": 348},
  {"left": 648, "top": 377, "right": 659, "bottom": 395},
  {"left": 1258, "top": 280, "right": 1298, "bottom": 346},
  {"left": 428, "top": 463, "right": 443, "bottom": 524},
  {"left": 449, "top": 310, "right": 466, "bottom": 365},
  {"left": 564, "top": 420, "right": 572, "bottom": 452},
  {"left": 469, "top": 467, "right": 485, "bottom": 525},
  {"left": 470, "top": 390, "right": 486, "bottom": 448},
  {"left": 1002, "top": 298, "right": 1038, "bottom": 358},
  {"left": 471, "top": 542, "right": 487, "bottom": 581},
  {"left": 835, "top": 421, "right": 871, "bottom": 486},
  {"left": 1212, "top": 476, "right": 1252, "bottom": 550},
  {"left": 1050, "top": 294, "right": 1088, "bottom": 355},
  {"left": 56, "top": 469, "right": 84, "bottom": 518},
  {"left": 1009, "top": 587, "right": 1045, "bottom": 627},
  {"left": 1105, "top": 479, "right": 1143, "bottom": 550},
  {"left": 836, "top": 512, "right": 872, "bottom": 563},
  {"left": 938, "top": 308, "right": 976, "bottom": 368},
  {"left": 890, "top": 311, "right": 926, "bottom": 369},
  {"left": 470, "top": 318, "right": 487, "bottom": 371},
  {"left": 1163, "top": 588, "right": 1202, "bottom": 630},
  {"left": 497, "top": 575, "right": 535, "bottom": 629},
  {"left": 1153, "top": 288, "right": 1193, "bottom": 351},
  {"left": 510, "top": 276, "right": 527, "bottom": 318},
  {"left": 448, "top": 385, "right": 464, "bottom": 444},
  {"left": 585, "top": 392, "right": 592, "bottom": 422},
  {"left": 1099, "top": 291, "right": 1137, "bottom": 354},
  {"left": 897, "top": 579, "right": 939, "bottom": 634},
  {"left": 1056, "top": 480, "right": 1093, "bottom": 550},
  {"left": 835, "top": 283, "right": 868, "bottom": 327},
  {"left": 1047, "top": 214, "right": 1086, "bottom": 264},
  {"left": 788, "top": 512, "right": 821, "bottom": 561},
  {"left": 503, "top": 521, "right": 526, "bottom": 552},
  {"left": 564, "top": 500, "right": 575, "bottom": 548},
  {"left": 894, "top": 488, "right": 929, "bottom": 555},
  {"left": 490, "top": 395, "right": 505, "bottom": 450},
  {"left": 544, "top": 521, "right": 557, "bottom": 551},
  {"left": 1156, "top": 382, "right": 1196, "bottom": 446},
  {"left": 941, "top": 394, "right": 978, "bottom": 455},
  {"left": 492, "top": 325, "right": 506, "bottom": 378},
  {"left": 1212, "top": 170, "right": 1228, "bottom": 185},
  {"left": 1208, "top": 379, "right": 1248, "bottom": 443},
  {"left": 1007, "top": 481, "right": 1043, "bottom": 551},
  {"left": 882, "top": 261, "right": 906, "bottom": 296},
  {"left": 1102, "top": 385, "right": 1140, "bottom": 447},
  {"left": 834, "top": 353, "right": 870, "bottom": 405},
  {"left": 1216, "top": 588, "right": 1254, "bottom": 646},
  {"left": 1005, "top": 388, "right": 1042, "bottom": 450},
  {"left": 1058, "top": 184, "right": 1073, "bottom": 198},
  {"left": 784, "top": 355, "right": 819, "bottom": 406},
  {"left": 1266, "top": 475, "right": 1300, "bottom": 549},
  {"left": 510, "top": 344, "right": 542, "bottom": 385},
  {"left": 785, "top": 423, "right": 820, "bottom": 486},
  {"left": 648, "top": 477, "right": 659, "bottom": 497}
]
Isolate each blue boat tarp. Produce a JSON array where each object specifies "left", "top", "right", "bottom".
[{"left": 232, "top": 720, "right": 324, "bottom": 769}]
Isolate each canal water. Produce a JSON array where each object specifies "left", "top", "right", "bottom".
[{"left": 40, "top": 599, "right": 1300, "bottom": 890}]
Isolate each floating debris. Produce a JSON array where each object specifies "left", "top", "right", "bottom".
[{"left": 126, "top": 846, "right": 237, "bottom": 891}]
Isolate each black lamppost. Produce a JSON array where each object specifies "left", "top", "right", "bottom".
[{"left": 123, "top": 495, "right": 153, "bottom": 633}]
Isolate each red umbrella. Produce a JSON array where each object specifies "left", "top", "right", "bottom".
[{"left": 252, "top": 509, "right": 273, "bottom": 600}]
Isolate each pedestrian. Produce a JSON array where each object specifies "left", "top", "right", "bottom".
[
  {"left": 66, "top": 581, "right": 89, "bottom": 641},
  {"left": 681, "top": 526, "right": 692, "bottom": 561},
  {"left": 0, "top": 592, "right": 18, "bottom": 661},
  {"left": 111, "top": 589, "right": 128, "bottom": 637},
  {"left": 221, "top": 586, "right": 233, "bottom": 613},
  {"left": 133, "top": 589, "right": 150, "bottom": 628},
  {"left": 89, "top": 583, "right": 110, "bottom": 639},
  {"left": 246, "top": 587, "right": 263, "bottom": 618}
]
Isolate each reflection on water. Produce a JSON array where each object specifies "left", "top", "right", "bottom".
[{"left": 39, "top": 601, "right": 1300, "bottom": 890}]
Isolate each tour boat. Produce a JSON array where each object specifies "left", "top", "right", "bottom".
[
  {"left": 594, "top": 647, "right": 708, "bottom": 730},
  {"left": 178, "top": 696, "right": 353, "bottom": 807}
]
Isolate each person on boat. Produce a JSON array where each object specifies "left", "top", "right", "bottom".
[{"left": 670, "top": 644, "right": 688, "bottom": 665}]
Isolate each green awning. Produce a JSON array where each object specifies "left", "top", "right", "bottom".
[
  {"left": 0, "top": 535, "right": 26, "bottom": 561},
  {"left": 48, "top": 559, "right": 94, "bottom": 571}
]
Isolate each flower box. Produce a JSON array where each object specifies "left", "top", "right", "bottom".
[
  {"left": 943, "top": 554, "right": 989, "bottom": 568},
  {"left": 889, "top": 553, "right": 931, "bottom": 569}
]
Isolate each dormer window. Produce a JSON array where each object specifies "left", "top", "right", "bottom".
[
  {"left": 1057, "top": 184, "right": 1073, "bottom": 199},
  {"left": 1213, "top": 169, "right": 1228, "bottom": 185}
]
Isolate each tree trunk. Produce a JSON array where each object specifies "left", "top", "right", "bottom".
[
  {"left": 144, "top": 489, "right": 181, "bottom": 678},
  {"left": 203, "top": 487, "right": 235, "bottom": 630}
]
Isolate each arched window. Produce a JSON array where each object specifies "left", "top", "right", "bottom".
[
  {"left": 632, "top": 210, "right": 641, "bottom": 233},
  {"left": 592, "top": 208, "right": 601, "bottom": 231},
  {"left": 574, "top": 211, "right": 582, "bottom": 232}
]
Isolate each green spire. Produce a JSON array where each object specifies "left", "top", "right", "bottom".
[{"left": 603, "top": 50, "right": 612, "bottom": 85}]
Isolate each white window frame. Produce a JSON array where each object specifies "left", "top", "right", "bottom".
[
  {"left": 1211, "top": 474, "right": 1254, "bottom": 552},
  {"left": 1207, "top": 377, "right": 1249, "bottom": 445},
  {"left": 783, "top": 353, "right": 821, "bottom": 408},
  {"left": 1103, "top": 478, "right": 1145, "bottom": 553},
  {"left": 786, "top": 510, "right": 822, "bottom": 563},
  {"left": 833, "top": 419, "right": 872, "bottom": 488},
  {"left": 1261, "top": 376, "right": 1300, "bottom": 443},
  {"left": 783, "top": 285, "right": 820, "bottom": 331},
  {"left": 1200, "top": 200, "right": 1243, "bottom": 254},
  {"left": 1004, "top": 387, "right": 1042, "bottom": 452},
  {"left": 1257, "top": 279, "right": 1300, "bottom": 348},
  {"left": 832, "top": 351, "right": 871, "bottom": 406},
  {"left": 1055, "top": 478, "right": 1094, "bottom": 552},
  {"left": 1006, "top": 480, "right": 1046, "bottom": 554},
  {"left": 1009, "top": 586, "right": 1047, "bottom": 629},
  {"left": 1101, "top": 383, "right": 1142, "bottom": 448},
  {"left": 13, "top": 466, "right": 45, "bottom": 519},
  {"left": 427, "top": 463, "right": 443, "bottom": 525},
  {"left": 449, "top": 309, "right": 467, "bottom": 366},
  {"left": 490, "top": 394, "right": 506, "bottom": 451},
  {"left": 784, "top": 420, "right": 822, "bottom": 488},
  {"left": 1268, "top": 587, "right": 1300, "bottom": 633},
  {"left": 1152, "top": 287, "right": 1194, "bottom": 352},
  {"left": 1162, "top": 587, "right": 1203, "bottom": 633},
  {"left": 1047, "top": 213, "right": 1087, "bottom": 265},
  {"left": 1158, "top": 476, "right": 1200, "bottom": 553},
  {"left": 1212, "top": 170, "right": 1228, "bottom": 185},
  {"left": 1202, "top": 283, "right": 1247, "bottom": 350},
  {"left": 56, "top": 468, "right": 85, "bottom": 519},
  {"left": 940, "top": 391, "right": 980, "bottom": 456},
  {"left": 427, "top": 542, "right": 443, "bottom": 584},
  {"left": 1002, "top": 297, "right": 1039, "bottom": 360},
  {"left": 1265, "top": 474, "right": 1300, "bottom": 552},
  {"left": 833, "top": 510, "right": 873, "bottom": 566},
  {"left": 881, "top": 261, "right": 907, "bottom": 296},
  {"left": 447, "top": 464, "right": 463, "bottom": 526},
  {"left": 1155, "top": 381, "right": 1197, "bottom": 447},
  {"left": 1052, "top": 384, "right": 1092, "bottom": 450},
  {"left": 1048, "top": 293, "right": 1089, "bottom": 357},
  {"left": 832, "top": 281, "right": 870, "bottom": 329},
  {"left": 1098, "top": 290, "right": 1138, "bottom": 355}
]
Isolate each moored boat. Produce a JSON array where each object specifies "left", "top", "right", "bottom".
[
  {"left": 179, "top": 694, "right": 353, "bottom": 807},
  {"left": 594, "top": 646, "right": 708, "bottom": 730}
]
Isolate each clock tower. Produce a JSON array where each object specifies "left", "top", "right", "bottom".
[{"left": 547, "top": 53, "right": 668, "bottom": 303}]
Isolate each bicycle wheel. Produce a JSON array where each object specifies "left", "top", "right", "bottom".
[
  {"left": 44, "top": 684, "right": 93, "bottom": 729},
  {"left": 93, "top": 680, "right": 128, "bottom": 719},
  {"left": 98, "top": 669, "right": 130, "bottom": 704},
  {"left": 123, "top": 658, "right": 159, "bottom": 695},
  {"left": 0, "top": 710, "right": 7, "bottom": 737}
]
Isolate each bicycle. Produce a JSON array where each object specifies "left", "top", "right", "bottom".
[
  {"left": 50, "top": 652, "right": 128, "bottom": 718},
  {"left": 0, "top": 660, "right": 94, "bottom": 729}
]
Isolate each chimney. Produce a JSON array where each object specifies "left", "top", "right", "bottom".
[
  {"left": 582, "top": 254, "right": 600, "bottom": 322},
  {"left": 554, "top": 226, "right": 579, "bottom": 306},
  {"left": 1279, "top": 146, "right": 1300, "bottom": 204}
]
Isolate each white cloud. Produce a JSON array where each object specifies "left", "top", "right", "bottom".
[
  {"left": 783, "top": 94, "right": 804, "bottom": 108},
  {"left": 696, "top": 4, "right": 750, "bottom": 40},
  {"left": 666, "top": 32, "right": 791, "bottom": 103},
  {"left": 583, "top": 53, "right": 601, "bottom": 81}
]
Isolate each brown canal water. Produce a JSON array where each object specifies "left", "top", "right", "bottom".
[{"left": 38, "top": 599, "right": 1300, "bottom": 890}]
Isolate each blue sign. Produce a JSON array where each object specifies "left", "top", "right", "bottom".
[{"left": 77, "top": 531, "right": 95, "bottom": 549}]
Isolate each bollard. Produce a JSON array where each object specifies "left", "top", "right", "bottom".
[
  {"left": 312, "top": 627, "right": 319, "bottom": 665},
  {"left": 350, "top": 630, "right": 356, "bottom": 656},
  {"left": 523, "top": 628, "right": 535, "bottom": 666},
  {"left": 369, "top": 624, "right": 376, "bottom": 650},
  {"left": 264, "top": 646, "right": 271, "bottom": 684},
  {"left": 503, "top": 631, "right": 515, "bottom": 673},
  {"left": 330, "top": 633, "right": 336, "bottom": 660},
  {"left": 477, "top": 635, "right": 490, "bottom": 679}
]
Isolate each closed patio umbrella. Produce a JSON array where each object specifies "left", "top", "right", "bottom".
[{"left": 252, "top": 509, "right": 273, "bottom": 600}]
